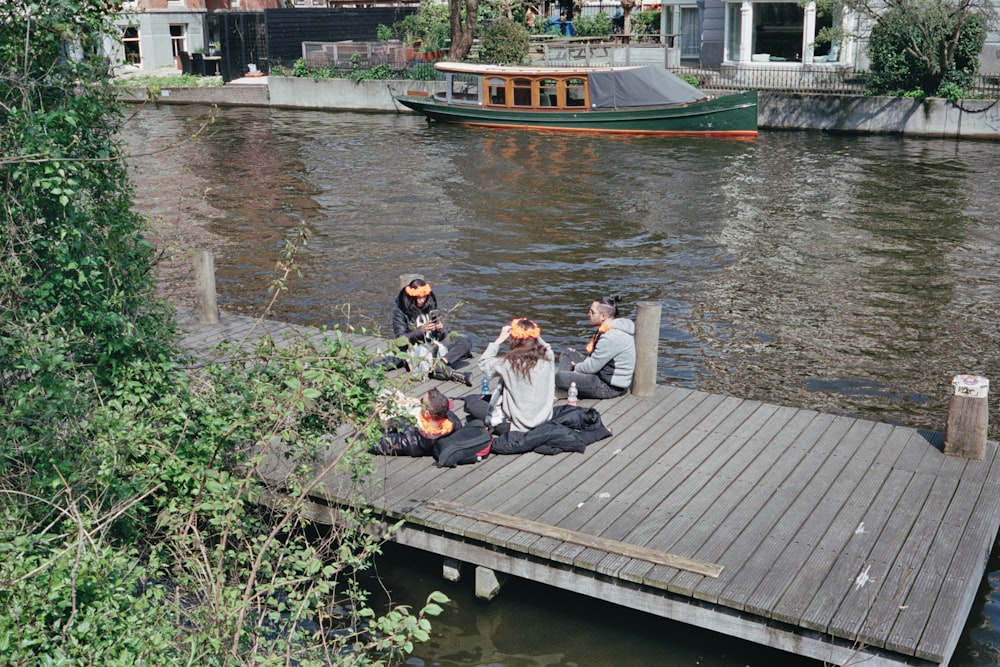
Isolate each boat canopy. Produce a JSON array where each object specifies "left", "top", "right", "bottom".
[{"left": 588, "top": 66, "right": 707, "bottom": 109}]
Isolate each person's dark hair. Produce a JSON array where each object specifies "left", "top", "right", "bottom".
[
  {"left": 506, "top": 319, "right": 552, "bottom": 379},
  {"left": 397, "top": 278, "right": 438, "bottom": 319},
  {"left": 594, "top": 295, "right": 621, "bottom": 318},
  {"left": 422, "top": 388, "right": 450, "bottom": 419}
]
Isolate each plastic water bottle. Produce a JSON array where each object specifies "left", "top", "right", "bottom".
[
  {"left": 481, "top": 376, "right": 490, "bottom": 397},
  {"left": 567, "top": 382, "right": 578, "bottom": 406}
]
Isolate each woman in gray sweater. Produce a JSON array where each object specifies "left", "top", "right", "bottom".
[{"left": 468, "top": 318, "right": 555, "bottom": 433}]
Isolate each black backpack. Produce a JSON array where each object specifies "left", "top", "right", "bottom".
[{"left": 433, "top": 419, "right": 492, "bottom": 467}]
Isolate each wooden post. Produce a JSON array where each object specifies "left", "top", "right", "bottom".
[
  {"left": 944, "top": 375, "right": 989, "bottom": 460},
  {"left": 193, "top": 249, "right": 219, "bottom": 325},
  {"left": 631, "top": 301, "right": 661, "bottom": 397},
  {"left": 399, "top": 273, "right": 424, "bottom": 290}
]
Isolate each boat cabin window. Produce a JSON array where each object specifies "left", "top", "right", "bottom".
[
  {"left": 512, "top": 78, "right": 533, "bottom": 107},
  {"left": 487, "top": 77, "right": 506, "bottom": 105},
  {"left": 539, "top": 79, "right": 557, "bottom": 107},
  {"left": 566, "top": 78, "right": 586, "bottom": 107},
  {"left": 480, "top": 73, "right": 590, "bottom": 110},
  {"left": 447, "top": 73, "right": 481, "bottom": 105}
]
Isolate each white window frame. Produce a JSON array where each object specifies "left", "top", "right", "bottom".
[{"left": 723, "top": 0, "right": 851, "bottom": 65}]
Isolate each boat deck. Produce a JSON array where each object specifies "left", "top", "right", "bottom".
[{"left": 178, "top": 308, "right": 1000, "bottom": 667}]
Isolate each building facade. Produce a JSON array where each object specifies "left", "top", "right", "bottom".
[{"left": 112, "top": 0, "right": 278, "bottom": 72}]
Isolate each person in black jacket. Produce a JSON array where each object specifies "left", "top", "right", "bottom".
[
  {"left": 390, "top": 278, "right": 472, "bottom": 385},
  {"left": 370, "top": 388, "right": 463, "bottom": 456}
]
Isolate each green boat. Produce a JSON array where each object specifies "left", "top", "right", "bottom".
[{"left": 396, "top": 62, "right": 757, "bottom": 138}]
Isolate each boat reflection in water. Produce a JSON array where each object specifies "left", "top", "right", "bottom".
[{"left": 396, "top": 62, "right": 758, "bottom": 138}]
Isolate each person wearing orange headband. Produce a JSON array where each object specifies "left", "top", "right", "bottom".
[
  {"left": 370, "top": 388, "right": 463, "bottom": 456},
  {"left": 387, "top": 278, "right": 472, "bottom": 385},
  {"left": 465, "top": 318, "right": 554, "bottom": 434},
  {"left": 555, "top": 295, "right": 635, "bottom": 399}
]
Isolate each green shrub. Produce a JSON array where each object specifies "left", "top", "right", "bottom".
[
  {"left": 2, "top": 0, "right": 447, "bottom": 662},
  {"left": 572, "top": 12, "right": 613, "bottom": 37},
  {"left": 398, "top": 0, "right": 450, "bottom": 50},
  {"left": 350, "top": 62, "right": 395, "bottom": 81},
  {"left": 479, "top": 19, "right": 531, "bottom": 65},
  {"left": 631, "top": 10, "right": 661, "bottom": 36},
  {"left": 866, "top": 3, "right": 987, "bottom": 98},
  {"left": 680, "top": 73, "right": 701, "bottom": 87},
  {"left": 293, "top": 58, "right": 311, "bottom": 77}
]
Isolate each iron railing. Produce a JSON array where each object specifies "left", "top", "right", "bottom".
[{"left": 674, "top": 64, "right": 1000, "bottom": 98}]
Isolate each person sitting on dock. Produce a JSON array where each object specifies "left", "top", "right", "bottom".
[
  {"left": 388, "top": 278, "right": 472, "bottom": 386},
  {"left": 370, "top": 388, "right": 462, "bottom": 456},
  {"left": 555, "top": 296, "right": 635, "bottom": 399},
  {"left": 466, "top": 318, "right": 555, "bottom": 434}
]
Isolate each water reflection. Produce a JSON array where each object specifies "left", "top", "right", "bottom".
[
  {"left": 124, "top": 106, "right": 1000, "bottom": 438},
  {"left": 123, "top": 106, "right": 1000, "bottom": 666}
]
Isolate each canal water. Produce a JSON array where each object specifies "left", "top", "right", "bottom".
[{"left": 124, "top": 105, "right": 1000, "bottom": 666}]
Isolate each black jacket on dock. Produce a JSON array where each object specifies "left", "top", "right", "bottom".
[
  {"left": 491, "top": 405, "right": 611, "bottom": 455},
  {"left": 370, "top": 410, "right": 463, "bottom": 457}
]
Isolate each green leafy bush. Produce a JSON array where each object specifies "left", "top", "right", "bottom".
[
  {"left": 293, "top": 57, "right": 311, "bottom": 77},
  {"left": 1, "top": 0, "right": 447, "bottom": 663},
  {"left": 866, "top": 3, "right": 987, "bottom": 98},
  {"left": 350, "top": 62, "right": 395, "bottom": 81},
  {"left": 572, "top": 12, "right": 613, "bottom": 37},
  {"left": 479, "top": 19, "right": 531, "bottom": 65},
  {"left": 631, "top": 10, "right": 661, "bottom": 36},
  {"left": 398, "top": 0, "right": 451, "bottom": 50}
]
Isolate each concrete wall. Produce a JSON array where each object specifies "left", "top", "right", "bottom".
[
  {"left": 759, "top": 92, "right": 1000, "bottom": 140},
  {"left": 133, "top": 76, "right": 1000, "bottom": 140},
  {"left": 120, "top": 83, "right": 269, "bottom": 106},
  {"left": 268, "top": 76, "right": 437, "bottom": 112}
]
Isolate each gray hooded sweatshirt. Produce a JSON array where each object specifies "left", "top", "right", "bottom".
[{"left": 574, "top": 318, "right": 635, "bottom": 389}]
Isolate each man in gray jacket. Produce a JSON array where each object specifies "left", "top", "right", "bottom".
[{"left": 555, "top": 296, "right": 635, "bottom": 399}]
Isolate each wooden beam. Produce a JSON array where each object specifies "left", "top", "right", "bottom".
[{"left": 426, "top": 500, "right": 724, "bottom": 578}]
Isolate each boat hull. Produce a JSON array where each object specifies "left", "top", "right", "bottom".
[{"left": 396, "top": 90, "right": 758, "bottom": 137}]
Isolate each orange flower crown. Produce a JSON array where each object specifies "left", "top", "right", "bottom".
[
  {"left": 405, "top": 283, "right": 432, "bottom": 298},
  {"left": 510, "top": 319, "right": 541, "bottom": 339},
  {"left": 417, "top": 412, "right": 454, "bottom": 437}
]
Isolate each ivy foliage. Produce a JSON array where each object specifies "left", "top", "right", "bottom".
[
  {"left": 1, "top": 0, "right": 447, "bottom": 664},
  {"left": 479, "top": 19, "right": 531, "bottom": 65}
]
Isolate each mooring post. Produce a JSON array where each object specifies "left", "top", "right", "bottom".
[
  {"left": 631, "top": 301, "right": 662, "bottom": 397},
  {"left": 193, "top": 249, "right": 219, "bottom": 325},
  {"left": 944, "top": 375, "right": 989, "bottom": 460},
  {"left": 399, "top": 273, "right": 424, "bottom": 290}
]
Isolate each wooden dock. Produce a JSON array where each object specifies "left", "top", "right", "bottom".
[{"left": 178, "top": 308, "right": 1000, "bottom": 667}]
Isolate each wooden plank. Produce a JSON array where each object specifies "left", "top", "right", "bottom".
[
  {"left": 682, "top": 409, "right": 825, "bottom": 606},
  {"left": 548, "top": 390, "right": 731, "bottom": 566},
  {"left": 615, "top": 396, "right": 760, "bottom": 585},
  {"left": 627, "top": 401, "right": 783, "bottom": 592},
  {"left": 736, "top": 417, "right": 877, "bottom": 623},
  {"left": 760, "top": 417, "right": 884, "bottom": 624},
  {"left": 425, "top": 499, "right": 724, "bottom": 578}
]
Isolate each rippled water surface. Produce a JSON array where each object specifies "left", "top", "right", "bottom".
[{"left": 124, "top": 106, "right": 1000, "bottom": 666}]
